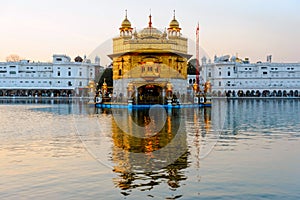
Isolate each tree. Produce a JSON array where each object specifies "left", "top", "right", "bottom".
[
  {"left": 6, "top": 54, "right": 22, "bottom": 62},
  {"left": 98, "top": 68, "right": 113, "bottom": 90},
  {"left": 187, "top": 58, "right": 197, "bottom": 75}
]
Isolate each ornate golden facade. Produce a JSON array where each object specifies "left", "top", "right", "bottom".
[{"left": 109, "top": 11, "right": 192, "bottom": 104}]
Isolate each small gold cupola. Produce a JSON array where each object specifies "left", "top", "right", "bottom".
[
  {"left": 119, "top": 10, "right": 133, "bottom": 37},
  {"left": 168, "top": 10, "right": 181, "bottom": 37}
]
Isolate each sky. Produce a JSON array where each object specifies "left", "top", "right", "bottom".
[{"left": 1, "top": 0, "right": 299, "bottom": 65}]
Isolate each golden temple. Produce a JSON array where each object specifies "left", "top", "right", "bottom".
[{"left": 108, "top": 10, "right": 192, "bottom": 105}]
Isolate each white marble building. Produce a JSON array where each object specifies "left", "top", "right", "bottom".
[
  {"left": 0, "top": 54, "right": 103, "bottom": 97},
  {"left": 188, "top": 55, "right": 300, "bottom": 97}
]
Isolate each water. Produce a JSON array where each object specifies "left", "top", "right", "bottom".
[{"left": 0, "top": 99, "right": 299, "bottom": 199}]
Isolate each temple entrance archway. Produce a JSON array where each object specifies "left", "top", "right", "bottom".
[{"left": 137, "top": 84, "right": 163, "bottom": 105}]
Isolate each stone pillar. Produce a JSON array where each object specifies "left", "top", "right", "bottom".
[
  {"left": 135, "top": 87, "right": 138, "bottom": 105},
  {"left": 162, "top": 88, "right": 165, "bottom": 105},
  {"left": 166, "top": 82, "right": 173, "bottom": 107},
  {"left": 127, "top": 82, "right": 133, "bottom": 106}
]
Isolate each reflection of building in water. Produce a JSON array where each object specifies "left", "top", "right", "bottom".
[
  {"left": 225, "top": 99, "right": 299, "bottom": 132},
  {"left": 109, "top": 101, "right": 226, "bottom": 194},
  {"left": 110, "top": 106, "right": 222, "bottom": 194},
  {"left": 182, "top": 103, "right": 228, "bottom": 170},
  {"left": 112, "top": 152, "right": 188, "bottom": 192},
  {"left": 203, "top": 107, "right": 212, "bottom": 132},
  {"left": 111, "top": 108, "right": 188, "bottom": 192},
  {"left": 183, "top": 107, "right": 212, "bottom": 170},
  {"left": 109, "top": 11, "right": 192, "bottom": 104}
]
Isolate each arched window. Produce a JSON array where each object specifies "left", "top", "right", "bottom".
[{"left": 119, "top": 69, "right": 122, "bottom": 76}]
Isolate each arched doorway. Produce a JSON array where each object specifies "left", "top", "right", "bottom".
[
  {"left": 217, "top": 90, "right": 222, "bottom": 97},
  {"left": 271, "top": 90, "right": 277, "bottom": 97},
  {"left": 22, "top": 90, "right": 27, "bottom": 96},
  {"left": 262, "top": 90, "right": 270, "bottom": 97},
  {"left": 237, "top": 90, "right": 244, "bottom": 97},
  {"left": 16, "top": 90, "right": 21, "bottom": 96},
  {"left": 295, "top": 90, "right": 298, "bottom": 97},
  {"left": 53, "top": 90, "right": 60, "bottom": 97},
  {"left": 255, "top": 90, "right": 261, "bottom": 97},
  {"left": 46, "top": 90, "right": 51, "bottom": 97},
  {"left": 246, "top": 90, "right": 251, "bottom": 97},
  {"left": 277, "top": 90, "right": 282, "bottom": 97},
  {"left": 283, "top": 90, "right": 287, "bottom": 97},
  {"left": 28, "top": 90, "right": 33, "bottom": 97},
  {"left": 67, "top": 90, "right": 73, "bottom": 97},
  {"left": 137, "top": 84, "right": 163, "bottom": 105},
  {"left": 41, "top": 90, "right": 46, "bottom": 97},
  {"left": 232, "top": 90, "right": 236, "bottom": 97},
  {"left": 226, "top": 90, "right": 231, "bottom": 97},
  {"left": 289, "top": 90, "right": 294, "bottom": 97},
  {"left": 34, "top": 90, "right": 39, "bottom": 97}
]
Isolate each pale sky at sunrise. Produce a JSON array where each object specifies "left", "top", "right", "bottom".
[{"left": 1, "top": 0, "right": 299, "bottom": 65}]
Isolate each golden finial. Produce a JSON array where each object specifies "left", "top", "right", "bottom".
[{"left": 148, "top": 9, "right": 152, "bottom": 28}]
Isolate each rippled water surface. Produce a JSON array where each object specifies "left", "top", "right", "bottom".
[{"left": 0, "top": 99, "right": 299, "bottom": 199}]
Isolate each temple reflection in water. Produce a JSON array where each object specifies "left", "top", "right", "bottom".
[
  {"left": 111, "top": 108, "right": 187, "bottom": 191},
  {"left": 108, "top": 103, "right": 224, "bottom": 193}
]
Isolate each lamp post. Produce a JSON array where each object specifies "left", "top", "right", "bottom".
[
  {"left": 193, "top": 82, "right": 199, "bottom": 104},
  {"left": 127, "top": 82, "right": 133, "bottom": 106},
  {"left": 204, "top": 80, "right": 211, "bottom": 94},
  {"left": 102, "top": 78, "right": 108, "bottom": 96},
  {"left": 204, "top": 80, "right": 212, "bottom": 104},
  {"left": 166, "top": 82, "right": 173, "bottom": 107},
  {"left": 87, "top": 80, "right": 95, "bottom": 103}
]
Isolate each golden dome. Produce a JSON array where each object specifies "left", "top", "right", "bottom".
[
  {"left": 169, "top": 10, "right": 181, "bottom": 30},
  {"left": 120, "top": 10, "right": 132, "bottom": 29},
  {"left": 121, "top": 18, "right": 131, "bottom": 28},
  {"left": 138, "top": 27, "right": 162, "bottom": 38},
  {"left": 169, "top": 18, "right": 179, "bottom": 28}
]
